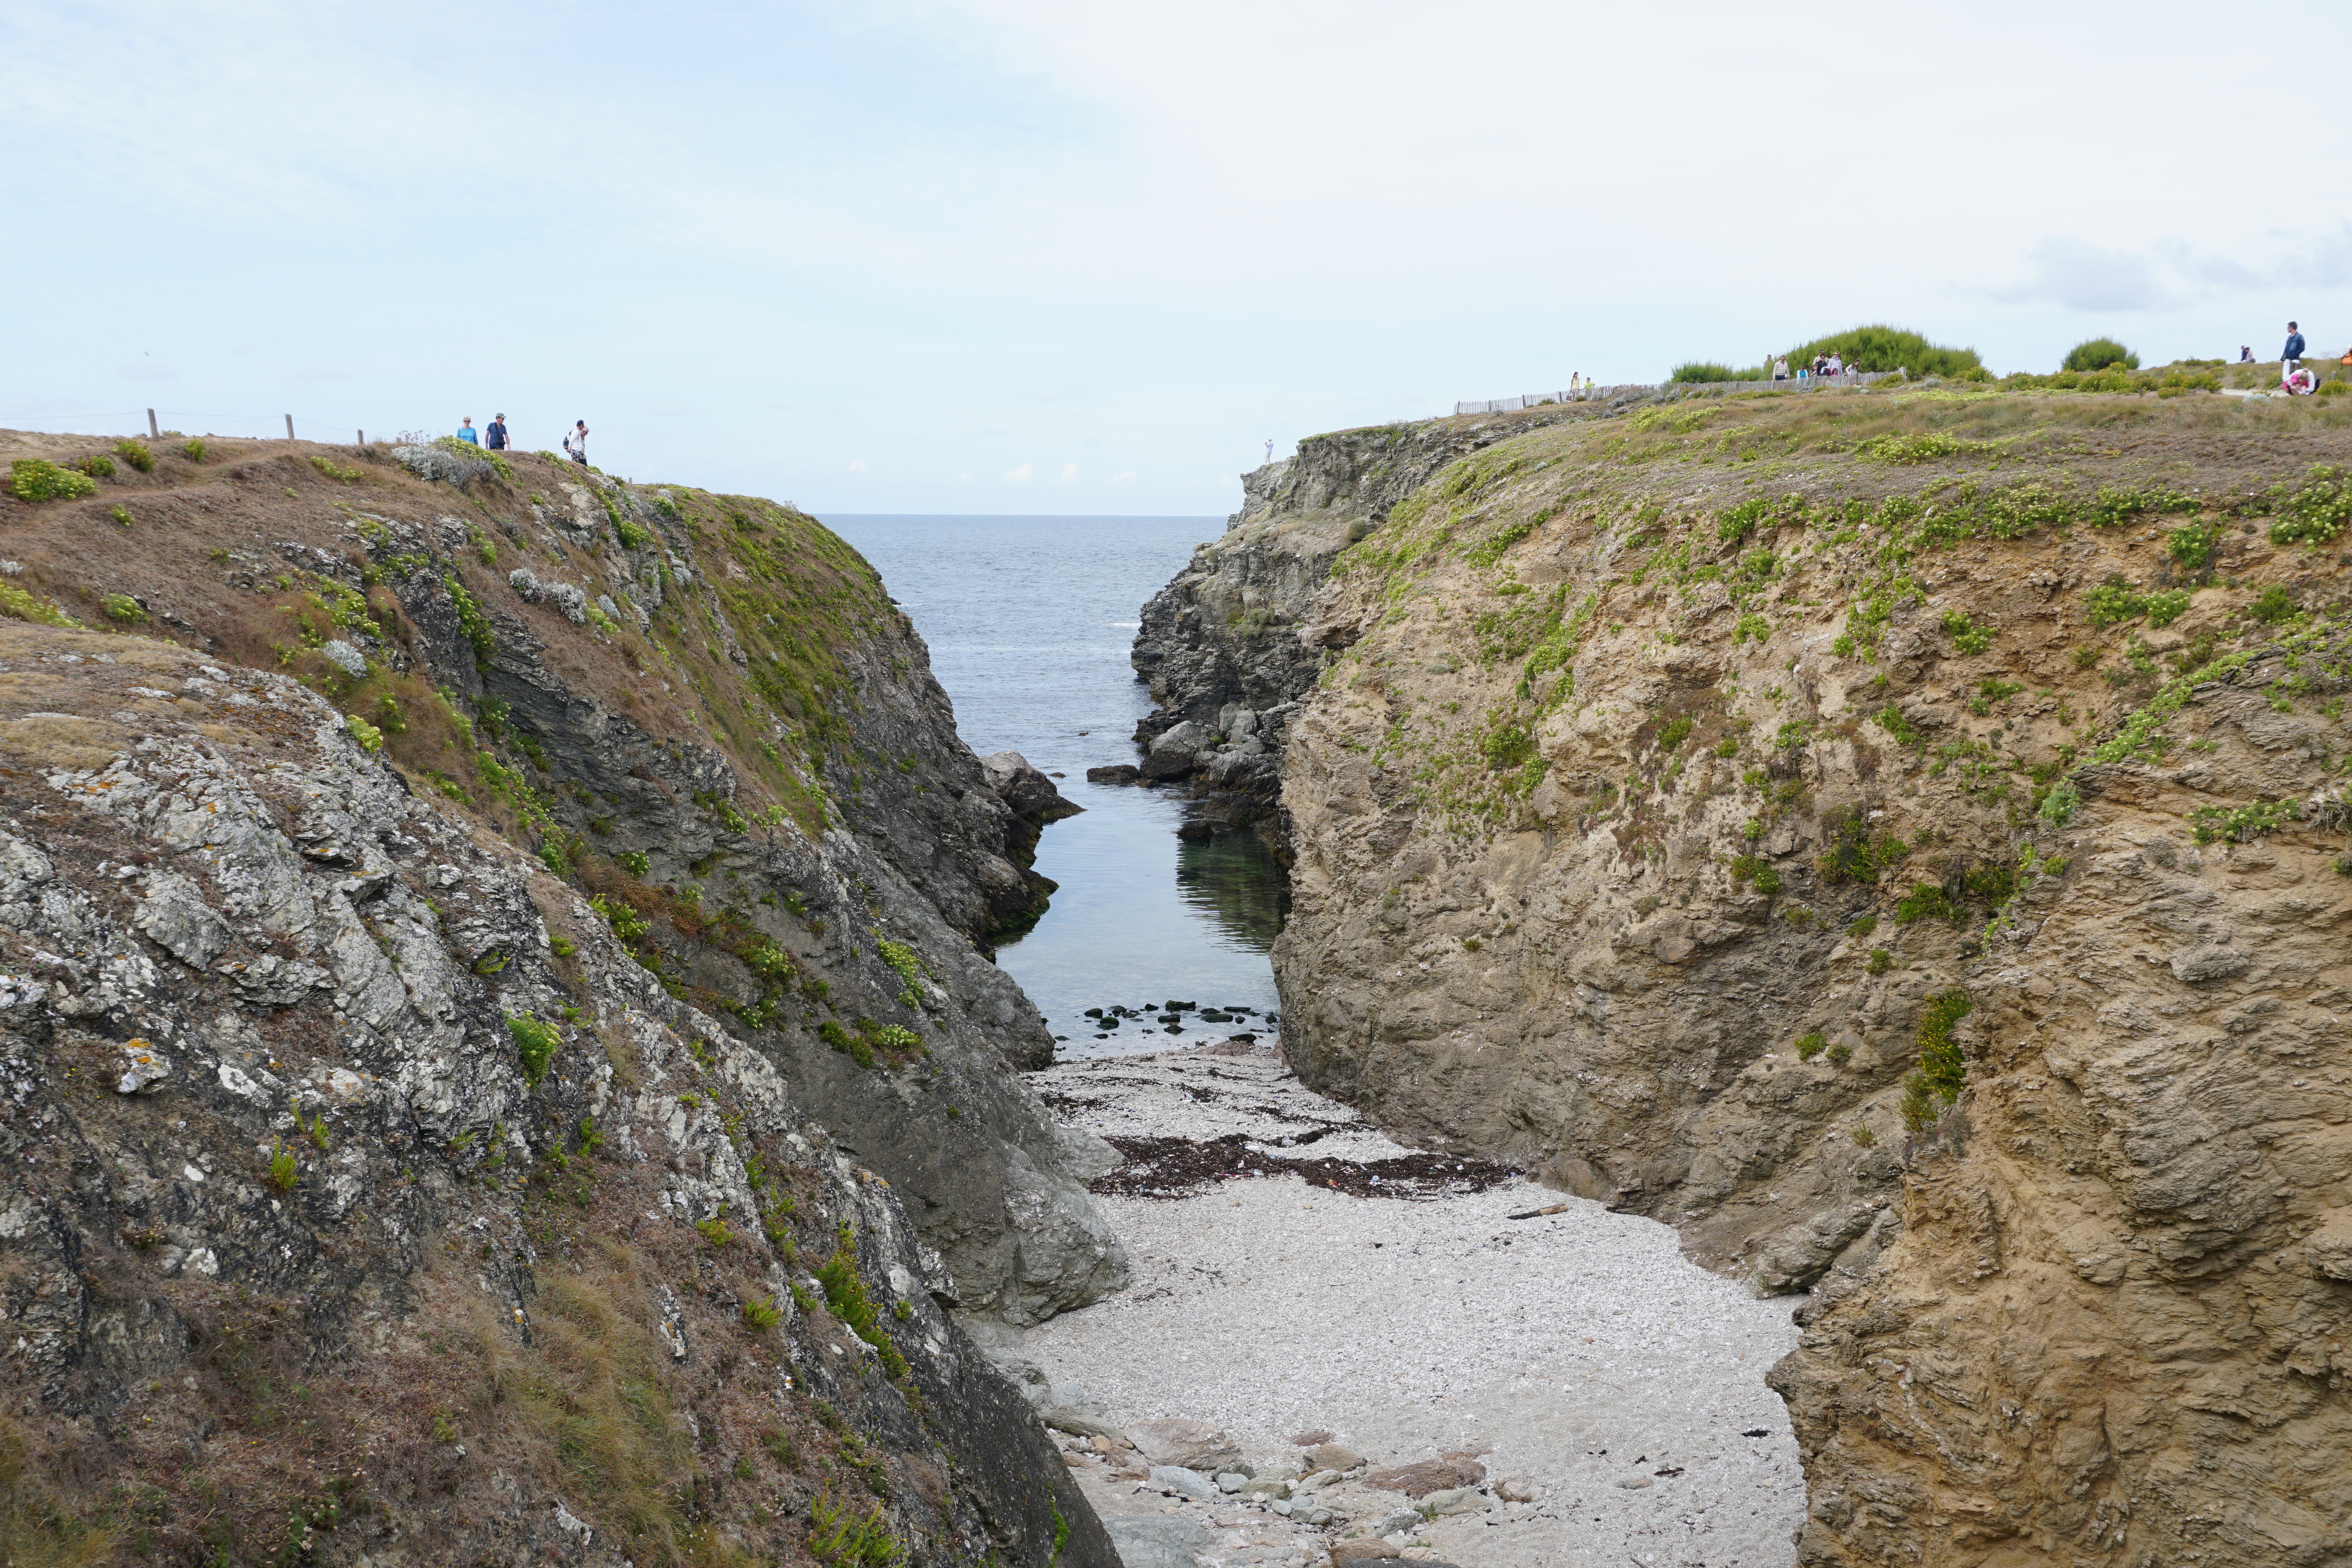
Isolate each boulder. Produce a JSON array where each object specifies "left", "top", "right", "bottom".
[
  {"left": 1130, "top": 1417, "right": 1242, "bottom": 1472},
  {"left": 1362, "top": 1455, "right": 1484, "bottom": 1497},
  {"left": 1085, "top": 764, "right": 1141, "bottom": 785},
  {"left": 1138, "top": 751, "right": 1196, "bottom": 781},
  {"left": 1419, "top": 1487, "right": 1492, "bottom": 1517},
  {"left": 1106, "top": 1514, "right": 1211, "bottom": 1568},
  {"left": 1148, "top": 1466, "right": 1221, "bottom": 1502},
  {"left": 1148, "top": 720, "right": 1214, "bottom": 757},
  {"left": 1304, "top": 1444, "right": 1366, "bottom": 1474},
  {"left": 981, "top": 751, "right": 1084, "bottom": 823}
]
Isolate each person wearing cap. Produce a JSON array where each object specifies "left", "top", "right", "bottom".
[{"left": 486, "top": 414, "right": 509, "bottom": 451}]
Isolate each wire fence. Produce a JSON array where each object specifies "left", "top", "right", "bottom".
[{"left": 1454, "top": 370, "right": 1899, "bottom": 416}]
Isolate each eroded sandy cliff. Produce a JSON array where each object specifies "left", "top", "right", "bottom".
[{"left": 1144, "top": 386, "right": 2352, "bottom": 1566}]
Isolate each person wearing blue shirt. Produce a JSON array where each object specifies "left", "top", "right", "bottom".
[
  {"left": 2283, "top": 322, "right": 2307, "bottom": 368},
  {"left": 486, "top": 414, "right": 509, "bottom": 451},
  {"left": 455, "top": 417, "right": 480, "bottom": 446}
]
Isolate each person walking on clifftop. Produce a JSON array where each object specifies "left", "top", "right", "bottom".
[
  {"left": 2283, "top": 322, "right": 2307, "bottom": 370},
  {"left": 485, "top": 413, "right": 509, "bottom": 452},
  {"left": 564, "top": 420, "right": 589, "bottom": 466},
  {"left": 454, "top": 417, "right": 479, "bottom": 446}
]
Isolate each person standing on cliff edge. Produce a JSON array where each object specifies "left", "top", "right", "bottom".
[
  {"left": 2284, "top": 321, "right": 2307, "bottom": 370},
  {"left": 564, "top": 420, "right": 589, "bottom": 466}
]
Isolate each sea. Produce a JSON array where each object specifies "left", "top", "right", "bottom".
[{"left": 824, "top": 515, "right": 1288, "bottom": 1059}]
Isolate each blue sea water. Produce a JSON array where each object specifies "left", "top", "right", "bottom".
[{"left": 824, "top": 515, "right": 1287, "bottom": 1058}]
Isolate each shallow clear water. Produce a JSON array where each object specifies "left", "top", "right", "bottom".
[{"left": 825, "top": 515, "right": 1287, "bottom": 1058}]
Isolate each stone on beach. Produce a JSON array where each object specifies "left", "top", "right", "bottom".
[
  {"left": 1130, "top": 1416, "right": 1242, "bottom": 1472},
  {"left": 1360, "top": 1455, "right": 1484, "bottom": 1497},
  {"left": 1147, "top": 1465, "right": 1221, "bottom": 1502}
]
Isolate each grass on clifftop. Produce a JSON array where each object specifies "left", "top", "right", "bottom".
[{"left": 1324, "top": 384, "right": 2352, "bottom": 868}]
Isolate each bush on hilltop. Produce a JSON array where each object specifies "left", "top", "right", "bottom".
[
  {"left": 2064, "top": 337, "right": 2139, "bottom": 373},
  {"left": 1669, "top": 362, "right": 1748, "bottom": 383},
  {"left": 1784, "top": 325, "right": 1982, "bottom": 378}
]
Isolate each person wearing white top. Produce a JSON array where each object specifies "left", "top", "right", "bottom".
[
  {"left": 1773, "top": 358, "right": 1790, "bottom": 383},
  {"left": 1826, "top": 353, "right": 1845, "bottom": 376}
]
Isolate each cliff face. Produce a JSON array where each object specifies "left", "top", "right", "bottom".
[
  {"left": 0, "top": 430, "right": 1122, "bottom": 1563},
  {"left": 1171, "top": 391, "right": 2352, "bottom": 1565},
  {"left": 1129, "top": 414, "right": 1583, "bottom": 824}
]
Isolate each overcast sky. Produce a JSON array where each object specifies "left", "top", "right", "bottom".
[{"left": 7, "top": 0, "right": 2348, "bottom": 514}]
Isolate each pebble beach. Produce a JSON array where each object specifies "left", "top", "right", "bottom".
[{"left": 1002, "top": 1042, "right": 1808, "bottom": 1568}]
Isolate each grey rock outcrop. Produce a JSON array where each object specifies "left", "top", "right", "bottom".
[
  {"left": 0, "top": 621, "right": 1118, "bottom": 1566},
  {"left": 1130, "top": 410, "right": 1606, "bottom": 830}
]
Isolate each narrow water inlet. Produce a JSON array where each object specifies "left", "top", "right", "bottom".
[{"left": 830, "top": 514, "right": 1288, "bottom": 1057}]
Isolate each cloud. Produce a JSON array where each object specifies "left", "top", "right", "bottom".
[
  {"left": 1989, "top": 236, "right": 2176, "bottom": 313},
  {"left": 1109, "top": 470, "right": 1135, "bottom": 484},
  {"left": 1058, "top": 462, "right": 1077, "bottom": 483},
  {"left": 848, "top": 459, "right": 868, "bottom": 472},
  {"left": 1002, "top": 461, "right": 1032, "bottom": 482}
]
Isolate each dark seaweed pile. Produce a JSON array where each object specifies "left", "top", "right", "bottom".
[{"left": 1091, "top": 1133, "right": 1516, "bottom": 1200}]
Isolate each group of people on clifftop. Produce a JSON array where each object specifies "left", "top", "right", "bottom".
[
  {"left": 1771, "top": 353, "right": 1853, "bottom": 383},
  {"left": 448, "top": 415, "right": 594, "bottom": 464}
]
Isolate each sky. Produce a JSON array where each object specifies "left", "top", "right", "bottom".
[{"left": 6, "top": 0, "right": 2350, "bottom": 514}]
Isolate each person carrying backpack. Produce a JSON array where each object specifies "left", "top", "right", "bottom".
[
  {"left": 564, "top": 420, "right": 589, "bottom": 466},
  {"left": 2283, "top": 322, "right": 2307, "bottom": 368}
]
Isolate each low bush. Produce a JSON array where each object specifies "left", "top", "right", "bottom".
[
  {"left": 180, "top": 439, "right": 206, "bottom": 462},
  {"left": 8, "top": 458, "right": 97, "bottom": 503},
  {"left": 113, "top": 438, "right": 155, "bottom": 472},
  {"left": 506, "top": 1013, "right": 560, "bottom": 1082},
  {"left": 71, "top": 453, "right": 114, "bottom": 479},
  {"left": 101, "top": 593, "right": 145, "bottom": 623},
  {"left": 1669, "top": 362, "right": 1749, "bottom": 383},
  {"left": 2062, "top": 337, "right": 2139, "bottom": 373}
]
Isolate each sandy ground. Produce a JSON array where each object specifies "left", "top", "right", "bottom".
[{"left": 1016, "top": 1044, "right": 1806, "bottom": 1568}]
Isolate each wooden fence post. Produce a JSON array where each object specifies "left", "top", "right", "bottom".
[
  {"left": 147, "top": 409, "right": 158, "bottom": 439},
  {"left": 357, "top": 430, "right": 365, "bottom": 447},
  {"left": 285, "top": 414, "right": 296, "bottom": 440}
]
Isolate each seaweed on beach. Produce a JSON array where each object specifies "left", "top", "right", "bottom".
[{"left": 1093, "top": 1133, "right": 1516, "bottom": 1200}]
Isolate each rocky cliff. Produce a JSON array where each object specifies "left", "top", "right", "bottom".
[
  {"left": 1128, "top": 413, "right": 1591, "bottom": 829},
  {"left": 0, "top": 430, "right": 1121, "bottom": 1564},
  {"left": 1149, "top": 389, "right": 2352, "bottom": 1565}
]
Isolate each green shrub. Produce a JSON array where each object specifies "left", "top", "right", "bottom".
[
  {"left": 1669, "top": 362, "right": 1748, "bottom": 383},
  {"left": 2250, "top": 584, "right": 2298, "bottom": 624},
  {"left": 101, "top": 593, "right": 145, "bottom": 623},
  {"left": 1865, "top": 948, "right": 1893, "bottom": 974},
  {"left": 1941, "top": 610, "right": 1994, "bottom": 654},
  {"left": 2062, "top": 338, "right": 2138, "bottom": 373},
  {"left": 820, "top": 1018, "right": 873, "bottom": 1068},
  {"left": 815, "top": 1225, "right": 910, "bottom": 1379},
  {"left": 1815, "top": 812, "right": 1907, "bottom": 882},
  {"left": 1893, "top": 882, "right": 1962, "bottom": 924},
  {"left": 345, "top": 714, "right": 385, "bottom": 753},
  {"left": 181, "top": 439, "right": 206, "bottom": 462},
  {"left": 442, "top": 571, "right": 496, "bottom": 668},
  {"left": 1871, "top": 704, "right": 1922, "bottom": 748},
  {"left": 2037, "top": 780, "right": 2082, "bottom": 827},
  {"left": 1656, "top": 715, "right": 1694, "bottom": 751},
  {"left": 506, "top": 1014, "right": 560, "bottom": 1083},
  {"left": 1795, "top": 1031, "right": 1826, "bottom": 1061},
  {"left": 0, "top": 581, "right": 82, "bottom": 628},
  {"left": 744, "top": 1296, "right": 784, "bottom": 1332},
  {"left": 71, "top": 453, "right": 115, "bottom": 479},
  {"left": 1826, "top": 1042, "right": 1853, "bottom": 1064},
  {"left": 1781, "top": 325, "right": 1982, "bottom": 377},
  {"left": 2167, "top": 522, "right": 2221, "bottom": 570},
  {"left": 113, "top": 438, "right": 154, "bottom": 472},
  {"left": 2266, "top": 464, "right": 2352, "bottom": 546},
  {"left": 8, "top": 458, "right": 97, "bottom": 503},
  {"left": 1899, "top": 988, "right": 1973, "bottom": 1134},
  {"left": 617, "top": 850, "right": 649, "bottom": 877},
  {"left": 109, "top": 504, "right": 132, "bottom": 527},
  {"left": 1847, "top": 913, "right": 1878, "bottom": 937}
]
